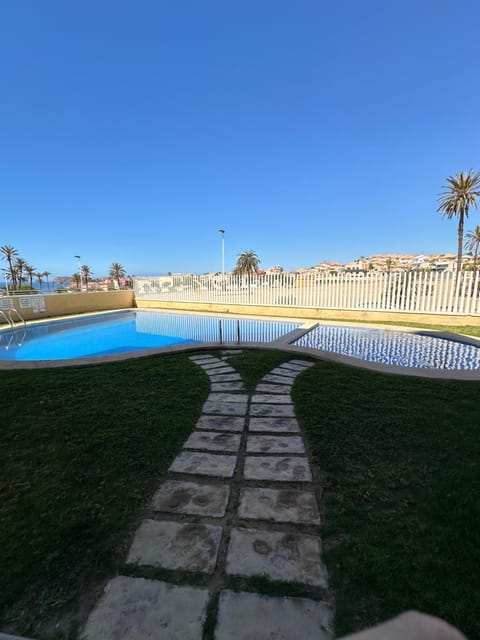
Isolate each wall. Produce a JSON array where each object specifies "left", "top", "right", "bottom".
[
  {"left": 1, "top": 290, "right": 135, "bottom": 324},
  {"left": 136, "top": 299, "right": 480, "bottom": 327}
]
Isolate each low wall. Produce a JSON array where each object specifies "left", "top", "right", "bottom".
[
  {"left": 1, "top": 290, "right": 135, "bottom": 323},
  {"left": 136, "top": 299, "right": 480, "bottom": 327}
]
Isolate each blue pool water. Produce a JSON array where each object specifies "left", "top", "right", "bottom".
[
  {"left": 295, "top": 325, "right": 480, "bottom": 370},
  {"left": 0, "top": 311, "right": 300, "bottom": 361}
]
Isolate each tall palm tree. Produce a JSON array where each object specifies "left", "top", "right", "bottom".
[
  {"left": 109, "top": 262, "right": 126, "bottom": 288},
  {"left": 465, "top": 225, "right": 480, "bottom": 273},
  {"left": 0, "top": 244, "right": 19, "bottom": 289},
  {"left": 81, "top": 265, "right": 92, "bottom": 290},
  {"left": 24, "top": 264, "right": 36, "bottom": 289},
  {"left": 14, "top": 257, "right": 27, "bottom": 289},
  {"left": 233, "top": 250, "right": 261, "bottom": 275},
  {"left": 36, "top": 272, "right": 44, "bottom": 290},
  {"left": 71, "top": 273, "right": 81, "bottom": 290},
  {"left": 43, "top": 271, "right": 51, "bottom": 293},
  {"left": 437, "top": 170, "right": 480, "bottom": 278}
]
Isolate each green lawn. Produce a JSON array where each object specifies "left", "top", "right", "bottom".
[
  {"left": 0, "top": 354, "right": 209, "bottom": 638},
  {"left": 1, "top": 349, "right": 479, "bottom": 639}
]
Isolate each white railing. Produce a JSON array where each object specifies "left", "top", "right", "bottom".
[{"left": 133, "top": 271, "right": 480, "bottom": 316}]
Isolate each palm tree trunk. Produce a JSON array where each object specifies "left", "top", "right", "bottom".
[{"left": 456, "top": 212, "right": 464, "bottom": 284}]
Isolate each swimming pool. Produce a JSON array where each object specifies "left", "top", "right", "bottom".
[
  {"left": 294, "top": 324, "right": 480, "bottom": 370},
  {"left": 0, "top": 311, "right": 300, "bottom": 361}
]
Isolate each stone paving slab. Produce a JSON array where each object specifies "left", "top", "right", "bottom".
[
  {"left": 216, "top": 590, "right": 332, "bottom": 640},
  {"left": 269, "top": 367, "right": 299, "bottom": 378},
  {"left": 246, "top": 435, "right": 305, "bottom": 454},
  {"left": 200, "top": 365, "right": 234, "bottom": 374},
  {"left": 211, "top": 381, "right": 246, "bottom": 392},
  {"left": 248, "top": 417, "right": 300, "bottom": 433},
  {"left": 249, "top": 403, "right": 295, "bottom": 417},
  {"left": 244, "top": 456, "right": 312, "bottom": 481},
  {"left": 226, "top": 527, "right": 327, "bottom": 587},
  {"left": 189, "top": 355, "right": 218, "bottom": 363},
  {"left": 262, "top": 374, "right": 294, "bottom": 385},
  {"left": 196, "top": 415, "right": 245, "bottom": 432},
  {"left": 251, "top": 393, "right": 292, "bottom": 404},
  {"left": 206, "top": 392, "right": 249, "bottom": 403},
  {"left": 127, "top": 519, "right": 222, "bottom": 573},
  {"left": 183, "top": 431, "right": 241, "bottom": 452},
  {"left": 151, "top": 480, "right": 230, "bottom": 517},
  {"left": 209, "top": 373, "right": 243, "bottom": 382},
  {"left": 170, "top": 451, "right": 237, "bottom": 477},
  {"left": 203, "top": 400, "right": 247, "bottom": 416},
  {"left": 290, "top": 359, "right": 315, "bottom": 367},
  {"left": 82, "top": 576, "right": 209, "bottom": 640},
  {"left": 255, "top": 383, "right": 292, "bottom": 394},
  {"left": 281, "top": 362, "right": 314, "bottom": 372},
  {"left": 238, "top": 487, "right": 320, "bottom": 524},
  {"left": 221, "top": 349, "right": 243, "bottom": 354}
]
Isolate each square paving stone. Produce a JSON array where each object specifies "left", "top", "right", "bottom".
[
  {"left": 184, "top": 431, "right": 241, "bottom": 452},
  {"left": 203, "top": 401, "right": 247, "bottom": 416},
  {"left": 82, "top": 576, "right": 209, "bottom": 640},
  {"left": 200, "top": 363, "right": 234, "bottom": 372},
  {"left": 246, "top": 435, "right": 305, "bottom": 454},
  {"left": 249, "top": 403, "right": 295, "bottom": 418},
  {"left": 170, "top": 451, "right": 237, "bottom": 477},
  {"left": 290, "top": 359, "right": 315, "bottom": 367},
  {"left": 238, "top": 487, "right": 320, "bottom": 524},
  {"left": 152, "top": 480, "right": 230, "bottom": 517},
  {"left": 216, "top": 590, "right": 332, "bottom": 640},
  {"left": 189, "top": 355, "right": 218, "bottom": 363},
  {"left": 209, "top": 373, "right": 243, "bottom": 382},
  {"left": 201, "top": 362, "right": 235, "bottom": 376},
  {"left": 248, "top": 417, "right": 300, "bottom": 433},
  {"left": 243, "top": 456, "right": 312, "bottom": 481},
  {"left": 127, "top": 519, "right": 222, "bottom": 573},
  {"left": 255, "top": 383, "right": 292, "bottom": 394},
  {"left": 261, "top": 374, "right": 294, "bottom": 385},
  {"left": 251, "top": 394, "right": 292, "bottom": 404},
  {"left": 226, "top": 528, "right": 327, "bottom": 587},
  {"left": 221, "top": 349, "right": 243, "bottom": 354},
  {"left": 207, "top": 392, "right": 249, "bottom": 403},
  {"left": 281, "top": 362, "right": 313, "bottom": 372},
  {"left": 211, "top": 382, "right": 246, "bottom": 392},
  {"left": 197, "top": 415, "right": 245, "bottom": 432},
  {"left": 269, "top": 367, "right": 298, "bottom": 378}
]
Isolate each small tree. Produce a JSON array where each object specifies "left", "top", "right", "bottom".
[
  {"left": 81, "top": 265, "right": 92, "bottom": 290},
  {"left": 25, "top": 264, "right": 36, "bottom": 289},
  {"left": 233, "top": 250, "right": 261, "bottom": 275},
  {"left": 465, "top": 225, "right": 480, "bottom": 273},
  {"left": 0, "top": 245, "right": 19, "bottom": 289}
]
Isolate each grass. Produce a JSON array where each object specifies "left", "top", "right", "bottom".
[
  {"left": 293, "top": 359, "right": 480, "bottom": 639},
  {"left": 2, "top": 346, "right": 479, "bottom": 639},
  {"left": 0, "top": 354, "right": 209, "bottom": 638}
]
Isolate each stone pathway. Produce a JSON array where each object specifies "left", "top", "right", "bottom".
[{"left": 82, "top": 352, "right": 332, "bottom": 640}]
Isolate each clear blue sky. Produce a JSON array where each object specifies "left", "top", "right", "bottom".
[{"left": 1, "top": 0, "right": 479, "bottom": 278}]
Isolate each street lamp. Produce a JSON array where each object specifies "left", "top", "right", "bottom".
[
  {"left": 74, "top": 255, "right": 83, "bottom": 291},
  {"left": 218, "top": 229, "right": 225, "bottom": 276}
]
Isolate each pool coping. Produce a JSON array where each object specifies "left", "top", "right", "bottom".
[{"left": 1, "top": 311, "right": 480, "bottom": 380}]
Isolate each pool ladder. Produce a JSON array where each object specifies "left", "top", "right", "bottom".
[
  {"left": 0, "top": 308, "right": 27, "bottom": 350},
  {"left": 218, "top": 319, "right": 241, "bottom": 344}
]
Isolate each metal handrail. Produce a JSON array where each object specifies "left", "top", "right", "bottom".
[
  {"left": 8, "top": 308, "right": 26, "bottom": 329},
  {"left": 0, "top": 310, "right": 13, "bottom": 329}
]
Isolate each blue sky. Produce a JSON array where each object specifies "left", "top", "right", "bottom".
[{"left": 1, "top": 0, "right": 479, "bottom": 278}]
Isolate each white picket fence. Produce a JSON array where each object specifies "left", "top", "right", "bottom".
[{"left": 133, "top": 271, "right": 480, "bottom": 316}]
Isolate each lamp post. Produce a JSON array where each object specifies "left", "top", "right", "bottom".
[
  {"left": 74, "top": 255, "right": 83, "bottom": 291},
  {"left": 218, "top": 229, "right": 225, "bottom": 276}
]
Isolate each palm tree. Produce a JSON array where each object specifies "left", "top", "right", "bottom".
[
  {"left": 233, "top": 250, "right": 261, "bottom": 275},
  {"left": 43, "top": 271, "right": 51, "bottom": 293},
  {"left": 36, "top": 272, "right": 44, "bottom": 290},
  {"left": 109, "top": 262, "right": 126, "bottom": 289},
  {"left": 81, "top": 265, "right": 92, "bottom": 290},
  {"left": 0, "top": 244, "right": 19, "bottom": 289},
  {"left": 465, "top": 225, "right": 480, "bottom": 273},
  {"left": 71, "top": 273, "right": 81, "bottom": 290},
  {"left": 437, "top": 170, "right": 480, "bottom": 278},
  {"left": 14, "top": 257, "right": 27, "bottom": 289},
  {"left": 25, "top": 264, "right": 36, "bottom": 289}
]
